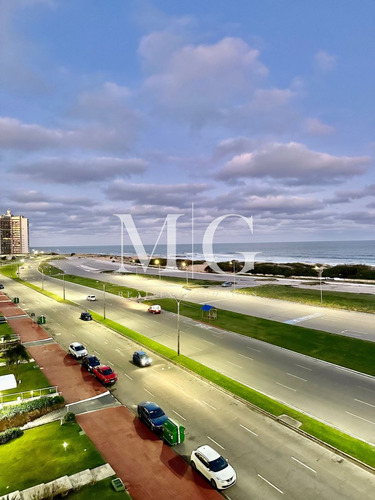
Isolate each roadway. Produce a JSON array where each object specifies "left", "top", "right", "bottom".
[
  {"left": 1, "top": 275, "right": 375, "bottom": 500},
  {"left": 14, "top": 258, "right": 375, "bottom": 443}
]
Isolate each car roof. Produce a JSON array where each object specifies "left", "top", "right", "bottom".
[
  {"left": 196, "top": 445, "right": 221, "bottom": 461},
  {"left": 139, "top": 401, "right": 159, "bottom": 410},
  {"left": 97, "top": 364, "right": 111, "bottom": 370},
  {"left": 135, "top": 350, "right": 147, "bottom": 355},
  {"left": 70, "top": 342, "right": 84, "bottom": 348}
]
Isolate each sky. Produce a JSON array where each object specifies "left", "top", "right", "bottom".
[{"left": 1, "top": 0, "right": 375, "bottom": 248}]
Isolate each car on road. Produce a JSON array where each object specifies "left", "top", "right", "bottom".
[
  {"left": 190, "top": 445, "right": 236, "bottom": 490},
  {"left": 0, "top": 283, "right": 4, "bottom": 289},
  {"left": 86, "top": 295, "right": 96, "bottom": 301},
  {"left": 81, "top": 355, "right": 100, "bottom": 372},
  {"left": 137, "top": 401, "right": 168, "bottom": 432},
  {"left": 221, "top": 281, "right": 232, "bottom": 287},
  {"left": 80, "top": 311, "right": 93, "bottom": 321},
  {"left": 148, "top": 304, "right": 161, "bottom": 314},
  {"left": 133, "top": 350, "right": 152, "bottom": 367},
  {"left": 92, "top": 365, "right": 118, "bottom": 385},
  {"left": 69, "top": 342, "right": 88, "bottom": 359}
]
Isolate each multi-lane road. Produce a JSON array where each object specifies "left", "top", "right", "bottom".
[
  {"left": 2, "top": 274, "right": 375, "bottom": 500},
  {"left": 20, "top": 256, "right": 375, "bottom": 444}
]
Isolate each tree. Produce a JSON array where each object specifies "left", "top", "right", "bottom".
[{"left": 3, "top": 343, "right": 30, "bottom": 382}]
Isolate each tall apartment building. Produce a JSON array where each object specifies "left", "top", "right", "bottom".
[{"left": 0, "top": 209, "right": 29, "bottom": 255}]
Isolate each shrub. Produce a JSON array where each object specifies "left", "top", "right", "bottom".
[
  {"left": 0, "top": 427, "right": 23, "bottom": 445},
  {"left": 62, "top": 411, "right": 76, "bottom": 424},
  {"left": 0, "top": 395, "right": 65, "bottom": 421}
]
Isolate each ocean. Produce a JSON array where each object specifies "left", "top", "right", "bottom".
[{"left": 33, "top": 240, "right": 375, "bottom": 267}]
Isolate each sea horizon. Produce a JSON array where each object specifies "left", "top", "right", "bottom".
[{"left": 32, "top": 239, "right": 375, "bottom": 267}]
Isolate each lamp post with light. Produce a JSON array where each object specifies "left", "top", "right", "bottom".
[
  {"left": 155, "top": 259, "right": 161, "bottom": 280},
  {"left": 230, "top": 260, "right": 236, "bottom": 290},
  {"left": 314, "top": 265, "right": 324, "bottom": 304},
  {"left": 181, "top": 261, "right": 188, "bottom": 285}
]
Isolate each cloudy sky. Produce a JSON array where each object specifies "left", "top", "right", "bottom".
[{"left": 1, "top": 0, "right": 375, "bottom": 247}]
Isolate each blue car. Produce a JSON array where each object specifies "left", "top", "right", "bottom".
[
  {"left": 137, "top": 401, "right": 168, "bottom": 432},
  {"left": 133, "top": 350, "right": 152, "bottom": 367}
]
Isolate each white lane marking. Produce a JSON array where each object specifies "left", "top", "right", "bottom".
[
  {"left": 258, "top": 474, "right": 284, "bottom": 494},
  {"left": 163, "top": 332, "right": 173, "bottom": 338},
  {"left": 240, "top": 424, "right": 258, "bottom": 436},
  {"left": 227, "top": 361, "right": 242, "bottom": 369},
  {"left": 247, "top": 346, "right": 261, "bottom": 352},
  {"left": 346, "top": 411, "right": 375, "bottom": 425},
  {"left": 358, "top": 386, "right": 375, "bottom": 395},
  {"left": 237, "top": 353, "right": 253, "bottom": 361},
  {"left": 172, "top": 410, "right": 186, "bottom": 421},
  {"left": 202, "top": 339, "right": 215, "bottom": 345},
  {"left": 291, "top": 456, "right": 317, "bottom": 473},
  {"left": 102, "top": 339, "right": 109, "bottom": 344},
  {"left": 190, "top": 345, "right": 202, "bottom": 351},
  {"left": 275, "top": 382, "right": 296, "bottom": 392},
  {"left": 94, "top": 350, "right": 101, "bottom": 357},
  {"left": 144, "top": 388, "right": 155, "bottom": 398},
  {"left": 107, "top": 361, "right": 114, "bottom": 367},
  {"left": 202, "top": 400, "right": 217, "bottom": 410},
  {"left": 55, "top": 322, "right": 60, "bottom": 326},
  {"left": 172, "top": 382, "right": 184, "bottom": 390},
  {"left": 354, "top": 398, "right": 375, "bottom": 409},
  {"left": 115, "top": 348, "right": 124, "bottom": 356},
  {"left": 284, "top": 313, "right": 322, "bottom": 325},
  {"left": 207, "top": 435, "right": 225, "bottom": 450},
  {"left": 295, "top": 364, "right": 312, "bottom": 371},
  {"left": 341, "top": 329, "right": 368, "bottom": 336},
  {"left": 123, "top": 373, "right": 133, "bottom": 381},
  {"left": 287, "top": 372, "right": 307, "bottom": 382},
  {"left": 212, "top": 333, "right": 222, "bottom": 338}
]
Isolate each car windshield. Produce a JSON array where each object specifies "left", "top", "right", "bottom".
[
  {"left": 76, "top": 345, "right": 85, "bottom": 351},
  {"left": 89, "top": 357, "right": 99, "bottom": 364},
  {"left": 149, "top": 407, "right": 164, "bottom": 418},
  {"left": 140, "top": 354, "right": 148, "bottom": 360},
  {"left": 209, "top": 456, "right": 228, "bottom": 472},
  {"left": 102, "top": 368, "right": 113, "bottom": 375}
]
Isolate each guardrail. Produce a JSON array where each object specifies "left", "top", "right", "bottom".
[{"left": 0, "top": 386, "right": 58, "bottom": 405}]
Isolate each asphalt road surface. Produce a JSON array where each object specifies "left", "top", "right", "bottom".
[{"left": 1, "top": 276, "right": 375, "bottom": 500}]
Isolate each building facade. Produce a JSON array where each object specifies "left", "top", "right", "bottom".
[{"left": 0, "top": 210, "right": 29, "bottom": 255}]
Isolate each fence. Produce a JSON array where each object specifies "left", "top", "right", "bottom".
[{"left": 0, "top": 386, "right": 58, "bottom": 405}]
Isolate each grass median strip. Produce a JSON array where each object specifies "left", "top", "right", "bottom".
[
  {"left": 237, "top": 284, "right": 375, "bottom": 313},
  {"left": 149, "top": 298, "right": 375, "bottom": 377},
  {"left": 91, "top": 310, "right": 375, "bottom": 469}
]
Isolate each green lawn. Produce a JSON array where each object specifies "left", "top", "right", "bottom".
[
  {"left": 0, "top": 362, "right": 55, "bottom": 402},
  {"left": 67, "top": 477, "right": 131, "bottom": 499},
  {"left": 237, "top": 284, "right": 375, "bottom": 313},
  {"left": 151, "top": 298, "right": 375, "bottom": 377},
  {"left": 0, "top": 421, "right": 106, "bottom": 495}
]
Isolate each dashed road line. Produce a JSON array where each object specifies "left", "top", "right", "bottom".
[
  {"left": 115, "top": 348, "right": 124, "bottom": 356},
  {"left": 346, "top": 411, "right": 375, "bottom": 425},
  {"left": 172, "top": 409, "right": 186, "bottom": 421},
  {"left": 202, "top": 339, "right": 215, "bottom": 345},
  {"left": 354, "top": 398, "right": 375, "bottom": 409},
  {"left": 240, "top": 423, "right": 258, "bottom": 436},
  {"left": 258, "top": 474, "right": 284, "bottom": 494},
  {"left": 123, "top": 373, "right": 133, "bottom": 381},
  {"left": 237, "top": 353, "right": 253, "bottom": 361},
  {"left": 295, "top": 364, "right": 312, "bottom": 371},
  {"left": 227, "top": 361, "right": 242, "bottom": 368},
  {"left": 247, "top": 346, "right": 261, "bottom": 353},
  {"left": 291, "top": 456, "right": 317, "bottom": 473},
  {"left": 207, "top": 435, "right": 225, "bottom": 450},
  {"left": 202, "top": 400, "right": 217, "bottom": 410},
  {"left": 287, "top": 372, "right": 307, "bottom": 382},
  {"left": 144, "top": 388, "right": 155, "bottom": 398},
  {"left": 276, "top": 382, "right": 296, "bottom": 392}
]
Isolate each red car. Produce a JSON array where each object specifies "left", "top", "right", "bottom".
[{"left": 92, "top": 365, "right": 118, "bottom": 385}]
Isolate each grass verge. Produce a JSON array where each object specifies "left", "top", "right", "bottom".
[
  {"left": 66, "top": 477, "right": 131, "bottom": 499},
  {"left": 0, "top": 362, "right": 56, "bottom": 402},
  {"left": 237, "top": 284, "right": 375, "bottom": 313},
  {"left": 149, "top": 298, "right": 375, "bottom": 377},
  {"left": 91, "top": 310, "right": 375, "bottom": 469},
  {"left": 0, "top": 420, "right": 105, "bottom": 495}
]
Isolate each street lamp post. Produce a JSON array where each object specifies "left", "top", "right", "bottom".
[
  {"left": 314, "top": 266, "right": 324, "bottom": 304},
  {"left": 177, "top": 299, "right": 181, "bottom": 355},
  {"left": 230, "top": 260, "right": 236, "bottom": 289},
  {"left": 62, "top": 274, "right": 66, "bottom": 300},
  {"left": 181, "top": 261, "right": 188, "bottom": 285},
  {"left": 155, "top": 259, "right": 161, "bottom": 280},
  {"left": 103, "top": 283, "right": 106, "bottom": 319}
]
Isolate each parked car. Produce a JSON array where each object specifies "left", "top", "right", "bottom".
[
  {"left": 148, "top": 304, "right": 161, "bottom": 314},
  {"left": 80, "top": 311, "right": 93, "bottom": 321},
  {"left": 0, "top": 283, "right": 4, "bottom": 289},
  {"left": 92, "top": 365, "right": 118, "bottom": 385},
  {"left": 81, "top": 355, "right": 100, "bottom": 372},
  {"left": 221, "top": 281, "right": 232, "bottom": 287},
  {"left": 133, "top": 350, "right": 152, "bottom": 367},
  {"left": 137, "top": 401, "right": 168, "bottom": 432},
  {"left": 190, "top": 445, "right": 236, "bottom": 490},
  {"left": 69, "top": 342, "right": 88, "bottom": 359},
  {"left": 86, "top": 295, "right": 96, "bottom": 301}
]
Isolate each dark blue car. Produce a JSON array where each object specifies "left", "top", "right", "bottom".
[
  {"left": 133, "top": 350, "right": 152, "bottom": 367},
  {"left": 81, "top": 355, "right": 100, "bottom": 372},
  {"left": 137, "top": 401, "right": 168, "bottom": 432}
]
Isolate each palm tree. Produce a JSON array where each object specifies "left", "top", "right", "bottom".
[{"left": 3, "top": 343, "right": 30, "bottom": 383}]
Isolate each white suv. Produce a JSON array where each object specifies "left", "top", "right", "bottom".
[
  {"left": 69, "top": 342, "right": 88, "bottom": 359},
  {"left": 86, "top": 295, "right": 96, "bottom": 301},
  {"left": 190, "top": 445, "right": 236, "bottom": 490}
]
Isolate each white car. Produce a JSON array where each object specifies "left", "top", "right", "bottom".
[
  {"left": 190, "top": 445, "right": 236, "bottom": 490},
  {"left": 86, "top": 295, "right": 96, "bottom": 301},
  {"left": 69, "top": 342, "right": 88, "bottom": 359}
]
